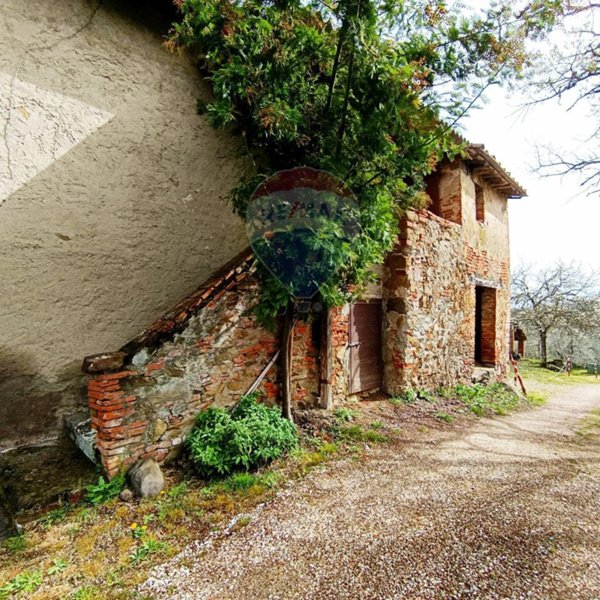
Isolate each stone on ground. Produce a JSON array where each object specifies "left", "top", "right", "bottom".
[{"left": 127, "top": 459, "right": 164, "bottom": 498}]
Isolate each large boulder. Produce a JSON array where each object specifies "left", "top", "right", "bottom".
[
  {"left": 127, "top": 459, "right": 164, "bottom": 498},
  {"left": 0, "top": 485, "right": 17, "bottom": 541}
]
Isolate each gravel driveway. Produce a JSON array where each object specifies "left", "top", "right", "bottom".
[{"left": 143, "top": 384, "right": 600, "bottom": 600}]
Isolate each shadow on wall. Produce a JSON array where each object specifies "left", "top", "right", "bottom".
[
  {"left": 0, "top": 349, "right": 87, "bottom": 450},
  {"left": 107, "top": 0, "right": 178, "bottom": 34},
  {"left": 0, "top": 349, "right": 97, "bottom": 510}
]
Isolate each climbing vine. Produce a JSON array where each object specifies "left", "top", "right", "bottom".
[{"left": 169, "top": 0, "right": 560, "bottom": 322}]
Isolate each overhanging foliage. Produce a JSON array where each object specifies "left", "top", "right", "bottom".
[{"left": 169, "top": 0, "right": 560, "bottom": 321}]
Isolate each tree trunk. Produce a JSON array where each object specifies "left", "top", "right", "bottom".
[
  {"left": 280, "top": 303, "right": 295, "bottom": 421},
  {"left": 539, "top": 329, "right": 548, "bottom": 368}
]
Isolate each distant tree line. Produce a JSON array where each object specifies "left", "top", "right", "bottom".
[{"left": 512, "top": 263, "right": 600, "bottom": 368}]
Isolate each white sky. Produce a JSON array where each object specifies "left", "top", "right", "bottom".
[
  {"left": 458, "top": 0, "right": 599, "bottom": 272},
  {"left": 463, "top": 88, "right": 599, "bottom": 271}
]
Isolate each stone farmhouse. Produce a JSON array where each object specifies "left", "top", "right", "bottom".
[
  {"left": 0, "top": 0, "right": 525, "bottom": 495},
  {"left": 84, "top": 148, "right": 525, "bottom": 477}
]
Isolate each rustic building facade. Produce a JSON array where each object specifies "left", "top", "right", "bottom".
[
  {"left": 84, "top": 146, "right": 525, "bottom": 477},
  {"left": 0, "top": 0, "right": 249, "bottom": 503}
]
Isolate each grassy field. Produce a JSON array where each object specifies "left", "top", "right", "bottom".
[{"left": 519, "top": 358, "right": 600, "bottom": 392}]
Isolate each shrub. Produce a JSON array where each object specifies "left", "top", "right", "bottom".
[{"left": 187, "top": 393, "right": 298, "bottom": 478}]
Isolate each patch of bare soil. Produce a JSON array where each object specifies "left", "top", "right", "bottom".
[{"left": 142, "top": 384, "right": 600, "bottom": 600}]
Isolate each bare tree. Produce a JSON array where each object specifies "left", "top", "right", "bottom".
[
  {"left": 512, "top": 262, "right": 599, "bottom": 367},
  {"left": 527, "top": 1, "right": 600, "bottom": 194}
]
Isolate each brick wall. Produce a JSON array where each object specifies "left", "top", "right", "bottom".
[
  {"left": 383, "top": 163, "right": 511, "bottom": 393},
  {"left": 85, "top": 260, "right": 320, "bottom": 477},
  {"left": 329, "top": 305, "right": 350, "bottom": 402}
]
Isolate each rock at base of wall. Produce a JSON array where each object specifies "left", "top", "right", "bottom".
[
  {"left": 0, "top": 486, "right": 17, "bottom": 541},
  {"left": 127, "top": 459, "right": 164, "bottom": 498}
]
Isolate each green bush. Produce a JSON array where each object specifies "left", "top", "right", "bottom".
[{"left": 187, "top": 393, "right": 298, "bottom": 478}]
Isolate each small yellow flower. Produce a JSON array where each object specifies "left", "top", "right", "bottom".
[
  {"left": 160, "top": 491, "right": 165, "bottom": 495},
  {"left": 142, "top": 525, "right": 148, "bottom": 531},
  {"left": 130, "top": 523, "right": 138, "bottom": 530}
]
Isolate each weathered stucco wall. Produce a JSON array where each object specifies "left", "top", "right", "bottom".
[{"left": 0, "top": 0, "right": 248, "bottom": 452}]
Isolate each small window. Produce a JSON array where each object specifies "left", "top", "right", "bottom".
[
  {"left": 475, "top": 184, "right": 485, "bottom": 223},
  {"left": 424, "top": 170, "right": 462, "bottom": 224},
  {"left": 425, "top": 171, "right": 442, "bottom": 217}
]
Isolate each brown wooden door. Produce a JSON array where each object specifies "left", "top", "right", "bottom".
[{"left": 349, "top": 301, "right": 383, "bottom": 394}]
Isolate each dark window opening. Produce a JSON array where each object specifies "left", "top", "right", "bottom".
[
  {"left": 475, "top": 184, "right": 485, "bottom": 223},
  {"left": 475, "top": 286, "right": 497, "bottom": 365},
  {"left": 311, "top": 314, "right": 322, "bottom": 353},
  {"left": 424, "top": 168, "right": 462, "bottom": 225},
  {"left": 425, "top": 171, "right": 442, "bottom": 217}
]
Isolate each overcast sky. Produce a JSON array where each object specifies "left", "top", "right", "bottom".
[
  {"left": 457, "top": 1, "right": 598, "bottom": 273},
  {"left": 463, "top": 87, "right": 598, "bottom": 272}
]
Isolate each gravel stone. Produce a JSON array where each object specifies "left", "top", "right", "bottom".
[{"left": 141, "top": 385, "right": 600, "bottom": 600}]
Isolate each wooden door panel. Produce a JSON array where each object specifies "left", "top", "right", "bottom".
[{"left": 349, "top": 301, "right": 383, "bottom": 394}]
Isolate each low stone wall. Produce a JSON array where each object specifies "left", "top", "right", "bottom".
[{"left": 86, "top": 257, "right": 320, "bottom": 477}]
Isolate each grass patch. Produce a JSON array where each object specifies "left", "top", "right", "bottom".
[
  {"left": 333, "top": 407, "right": 358, "bottom": 422},
  {"left": 389, "top": 388, "right": 436, "bottom": 406},
  {"left": 439, "top": 383, "right": 521, "bottom": 416},
  {"left": 129, "top": 539, "right": 169, "bottom": 565},
  {"left": 221, "top": 471, "right": 280, "bottom": 492},
  {"left": 526, "top": 391, "right": 547, "bottom": 406},
  {"left": 435, "top": 411, "right": 454, "bottom": 423},
  {"left": 39, "top": 504, "right": 73, "bottom": 527},
  {"left": 577, "top": 407, "right": 600, "bottom": 439},
  {"left": 0, "top": 569, "right": 42, "bottom": 597},
  {"left": 389, "top": 389, "right": 418, "bottom": 405},
  {"left": 2, "top": 533, "right": 28, "bottom": 554},
  {"left": 519, "top": 359, "right": 600, "bottom": 386},
  {"left": 335, "top": 424, "right": 388, "bottom": 444}
]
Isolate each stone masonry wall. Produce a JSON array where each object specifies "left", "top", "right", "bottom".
[
  {"left": 383, "top": 161, "right": 511, "bottom": 393},
  {"left": 87, "top": 263, "right": 320, "bottom": 477},
  {"left": 384, "top": 211, "right": 474, "bottom": 392}
]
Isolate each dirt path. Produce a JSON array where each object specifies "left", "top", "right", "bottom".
[{"left": 143, "top": 385, "right": 600, "bottom": 600}]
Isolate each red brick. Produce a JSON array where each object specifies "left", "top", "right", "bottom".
[
  {"left": 96, "top": 408, "right": 135, "bottom": 421},
  {"left": 145, "top": 360, "right": 165, "bottom": 374},
  {"left": 88, "top": 381, "right": 120, "bottom": 392},
  {"left": 96, "top": 370, "right": 137, "bottom": 382},
  {"left": 88, "top": 389, "right": 124, "bottom": 401}
]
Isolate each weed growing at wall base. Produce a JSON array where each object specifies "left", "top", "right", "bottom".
[
  {"left": 85, "top": 474, "right": 126, "bottom": 505},
  {"left": 439, "top": 383, "right": 522, "bottom": 416}
]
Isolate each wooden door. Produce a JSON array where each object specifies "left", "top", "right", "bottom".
[{"left": 349, "top": 301, "right": 383, "bottom": 394}]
